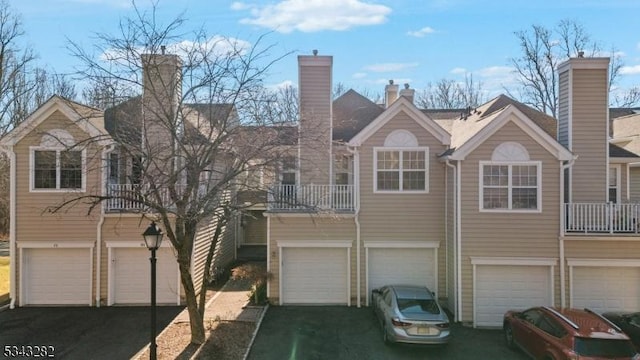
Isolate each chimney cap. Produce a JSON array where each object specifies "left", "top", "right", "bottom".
[
  {"left": 161, "top": 45, "right": 166, "bottom": 54},
  {"left": 578, "top": 50, "right": 584, "bottom": 58},
  {"left": 388, "top": 79, "right": 394, "bottom": 85},
  {"left": 312, "top": 49, "right": 318, "bottom": 56},
  {"left": 404, "top": 83, "right": 410, "bottom": 89}
]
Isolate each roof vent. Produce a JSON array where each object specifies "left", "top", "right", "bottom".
[{"left": 578, "top": 50, "right": 584, "bottom": 58}]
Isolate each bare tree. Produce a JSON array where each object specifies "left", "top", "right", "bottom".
[
  {"left": 0, "top": 0, "right": 37, "bottom": 135},
  {"left": 60, "top": 2, "right": 290, "bottom": 345},
  {"left": 510, "top": 19, "right": 638, "bottom": 117},
  {"left": 416, "top": 74, "right": 484, "bottom": 109}
]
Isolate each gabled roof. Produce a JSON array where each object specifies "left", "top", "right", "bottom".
[
  {"left": 0, "top": 95, "right": 110, "bottom": 147},
  {"left": 445, "top": 101, "right": 572, "bottom": 161},
  {"left": 610, "top": 143, "right": 639, "bottom": 158},
  {"left": 332, "top": 89, "right": 383, "bottom": 142},
  {"left": 347, "top": 96, "right": 451, "bottom": 146}
]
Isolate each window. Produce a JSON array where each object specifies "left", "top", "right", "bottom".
[
  {"left": 334, "top": 154, "right": 352, "bottom": 185},
  {"left": 481, "top": 162, "right": 540, "bottom": 211},
  {"left": 280, "top": 156, "right": 297, "bottom": 185},
  {"left": 375, "top": 149, "right": 428, "bottom": 192},
  {"left": 32, "top": 149, "right": 83, "bottom": 190},
  {"left": 609, "top": 166, "right": 620, "bottom": 203},
  {"left": 109, "top": 152, "right": 120, "bottom": 184}
]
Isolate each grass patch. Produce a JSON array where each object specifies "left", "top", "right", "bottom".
[{"left": 0, "top": 256, "right": 9, "bottom": 303}]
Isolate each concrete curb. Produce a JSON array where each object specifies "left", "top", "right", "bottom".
[{"left": 242, "top": 303, "right": 269, "bottom": 360}]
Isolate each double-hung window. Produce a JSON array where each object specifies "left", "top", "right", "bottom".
[
  {"left": 375, "top": 148, "right": 428, "bottom": 192},
  {"left": 32, "top": 148, "right": 84, "bottom": 191},
  {"left": 480, "top": 161, "right": 540, "bottom": 211}
]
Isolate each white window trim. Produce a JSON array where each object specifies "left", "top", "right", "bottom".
[
  {"left": 373, "top": 146, "right": 429, "bottom": 194},
  {"left": 478, "top": 160, "right": 542, "bottom": 213},
  {"left": 29, "top": 146, "right": 87, "bottom": 192}
]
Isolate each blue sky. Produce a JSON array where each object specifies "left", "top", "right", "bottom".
[{"left": 10, "top": 0, "right": 640, "bottom": 101}]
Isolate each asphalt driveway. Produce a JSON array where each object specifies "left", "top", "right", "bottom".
[
  {"left": 248, "top": 306, "right": 528, "bottom": 360},
  {"left": 0, "top": 306, "right": 183, "bottom": 359}
]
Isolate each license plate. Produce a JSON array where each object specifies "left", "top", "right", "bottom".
[{"left": 417, "top": 326, "right": 438, "bottom": 335}]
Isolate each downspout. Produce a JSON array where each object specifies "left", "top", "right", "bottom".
[
  {"left": 445, "top": 159, "right": 459, "bottom": 321},
  {"left": 560, "top": 157, "right": 576, "bottom": 308},
  {"left": 3, "top": 146, "right": 17, "bottom": 309},
  {"left": 96, "top": 144, "right": 115, "bottom": 307},
  {"left": 347, "top": 145, "right": 361, "bottom": 307}
]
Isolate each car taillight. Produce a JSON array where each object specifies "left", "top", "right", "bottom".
[
  {"left": 435, "top": 322, "right": 449, "bottom": 329},
  {"left": 391, "top": 318, "right": 411, "bottom": 327}
]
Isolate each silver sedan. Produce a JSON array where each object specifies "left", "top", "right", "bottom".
[{"left": 371, "top": 285, "right": 450, "bottom": 345}]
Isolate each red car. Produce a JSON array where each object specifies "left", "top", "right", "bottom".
[{"left": 503, "top": 306, "right": 639, "bottom": 359}]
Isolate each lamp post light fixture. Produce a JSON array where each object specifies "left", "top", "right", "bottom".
[{"left": 142, "top": 221, "right": 164, "bottom": 360}]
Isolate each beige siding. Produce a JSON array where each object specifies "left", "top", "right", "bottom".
[
  {"left": 243, "top": 210, "right": 267, "bottom": 244},
  {"left": 569, "top": 69, "right": 609, "bottom": 203},
  {"left": 565, "top": 239, "right": 640, "bottom": 259},
  {"left": 458, "top": 120, "right": 562, "bottom": 322},
  {"left": 359, "top": 110, "right": 449, "bottom": 297},
  {"left": 268, "top": 216, "right": 356, "bottom": 304},
  {"left": 298, "top": 56, "right": 332, "bottom": 184},
  {"left": 13, "top": 110, "right": 104, "bottom": 305}
]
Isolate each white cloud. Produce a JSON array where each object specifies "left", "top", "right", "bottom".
[
  {"left": 407, "top": 26, "right": 435, "bottom": 38},
  {"left": 363, "top": 62, "right": 419, "bottom": 72},
  {"left": 475, "top": 65, "right": 518, "bottom": 96},
  {"left": 450, "top": 67, "right": 467, "bottom": 75},
  {"left": 233, "top": 0, "right": 391, "bottom": 33},
  {"left": 352, "top": 72, "right": 367, "bottom": 79},
  {"left": 620, "top": 65, "right": 640, "bottom": 75},
  {"left": 230, "top": 2, "right": 251, "bottom": 10},
  {"left": 267, "top": 80, "right": 295, "bottom": 90}
]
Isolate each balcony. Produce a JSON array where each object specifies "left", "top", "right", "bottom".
[
  {"left": 268, "top": 184, "right": 355, "bottom": 212},
  {"left": 564, "top": 203, "right": 640, "bottom": 234},
  {"left": 105, "top": 183, "right": 208, "bottom": 212}
]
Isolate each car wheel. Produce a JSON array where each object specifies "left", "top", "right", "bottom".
[{"left": 504, "top": 323, "right": 515, "bottom": 349}]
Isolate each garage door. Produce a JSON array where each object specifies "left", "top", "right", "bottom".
[
  {"left": 112, "top": 247, "right": 179, "bottom": 305},
  {"left": 475, "top": 265, "right": 552, "bottom": 327},
  {"left": 281, "top": 247, "right": 348, "bottom": 304},
  {"left": 368, "top": 248, "right": 436, "bottom": 295},
  {"left": 572, "top": 267, "right": 640, "bottom": 313},
  {"left": 23, "top": 248, "right": 92, "bottom": 305}
]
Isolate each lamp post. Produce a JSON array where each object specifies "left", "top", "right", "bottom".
[{"left": 142, "top": 221, "right": 164, "bottom": 360}]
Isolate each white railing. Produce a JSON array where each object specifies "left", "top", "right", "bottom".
[
  {"left": 564, "top": 203, "right": 640, "bottom": 234},
  {"left": 105, "top": 183, "right": 209, "bottom": 211},
  {"left": 269, "top": 184, "right": 355, "bottom": 211}
]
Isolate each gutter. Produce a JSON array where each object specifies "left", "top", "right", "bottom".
[
  {"left": 347, "top": 145, "right": 361, "bottom": 307},
  {"left": 96, "top": 145, "right": 114, "bottom": 307},
  {"left": 2, "top": 146, "right": 17, "bottom": 309},
  {"left": 559, "top": 156, "right": 576, "bottom": 308},
  {"left": 444, "top": 158, "right": 459, "bottom": 322}
]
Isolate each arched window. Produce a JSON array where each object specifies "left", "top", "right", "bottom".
[
  {"left": 480, "top": 142, "right": 540, "bottom": 211},
  {"left": 374, "top": 130, "right": 429, "bottom": 193}
]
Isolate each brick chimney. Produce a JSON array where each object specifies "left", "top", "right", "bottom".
[
  {"left": 385, "top": 80, "right": 399, "bottom": 108},
  {"left": 557, "top": 56, "right": 610, "bottom": 202},
  {"left": 298, "top": 50, "right": 332, "bottom": 184}
]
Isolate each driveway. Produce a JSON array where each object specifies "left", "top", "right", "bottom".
[
  {"left": 0, "top": 306, "right": 183, "bottom": 359},
  {"left": 248, "top": 306, "right": 528, "bottom": 360}
]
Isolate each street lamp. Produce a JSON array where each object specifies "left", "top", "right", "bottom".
[{"left": 142, "top": 221, "right": 164, "bottom": 360}]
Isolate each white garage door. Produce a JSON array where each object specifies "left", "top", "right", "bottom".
[
  {"left": 112, "top": 247, "right": 179, "bottom": 305},
  {"left": 572, "top": 267, "right": 640, "bottom": 313},
  {"left": 23, "top": 248, "right": 92, "bottom": 305},
  {"left": 368, "top": 248, "right": 436, "bottom": 295},
  {"left": 475, "top": 265, "right": 551, "bottom": 327},
  {"left": 282, "top": 247, "right": 348, "bottom": 304}
]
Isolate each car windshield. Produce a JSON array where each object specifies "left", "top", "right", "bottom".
[
  {"left": 397, "top": 298, "right": 440, "bottom": 315},
  {"left": 574, "top": 337, "right": 637, "bottom": 357}
]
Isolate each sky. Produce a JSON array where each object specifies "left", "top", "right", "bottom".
[{"left": 9, "top": 0, "right": 640, "bottom": 103}]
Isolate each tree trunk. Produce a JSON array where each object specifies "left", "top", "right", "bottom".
[{"left": 178, "top": 258, "right": 206, "bottom": 344}]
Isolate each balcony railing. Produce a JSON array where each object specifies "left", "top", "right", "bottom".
[
  {"left": 268, "top": 184, "right": 355, "bottom": 211},
  {"left": 564, "top": 203, "right": 640, "bottom": 234},
  {"left": 105, "top": 183, "right": 208, "bottom": 211}
]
